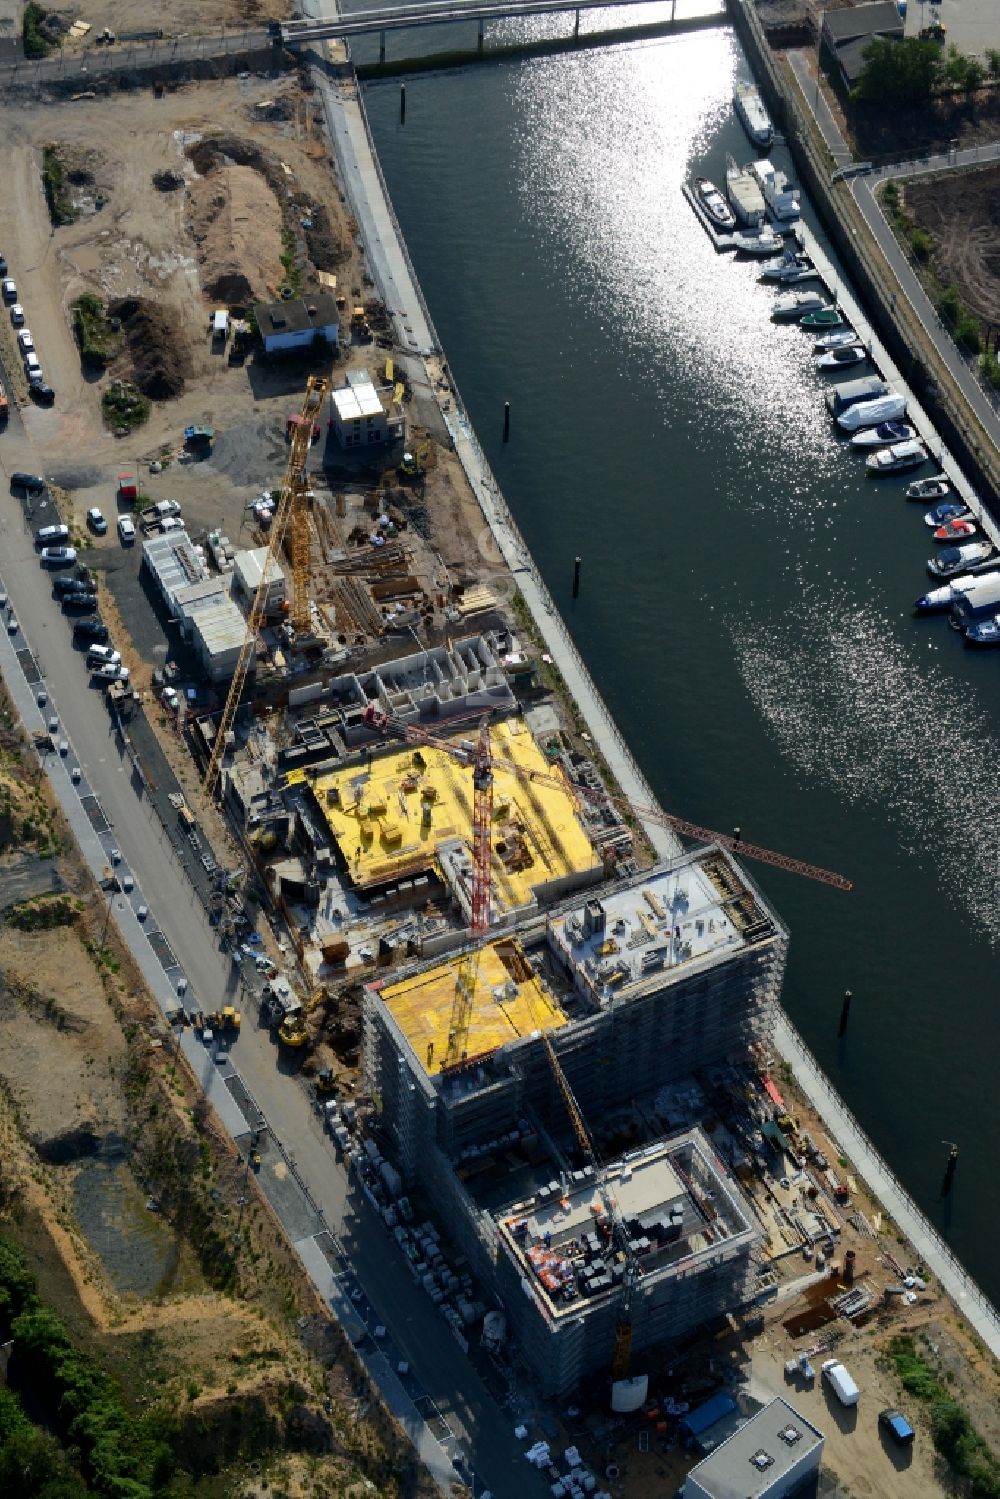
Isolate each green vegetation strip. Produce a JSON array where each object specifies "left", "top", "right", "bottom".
[
  {"left": 887, "top": 1336, "right": 1000, "bottom": 1497},
  {"left": 42, "top": 145, "right": 76, "bottom": 227}
]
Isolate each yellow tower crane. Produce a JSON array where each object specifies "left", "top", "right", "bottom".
[{"left": 203, "top": 374, "right": 329, "bottom": 796}]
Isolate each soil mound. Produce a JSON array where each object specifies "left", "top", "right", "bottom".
[
  {"left": 186, "top": 158, "right": 285, "bottom": 305},
  {"left": 109, "top": 297, "right": 191, "bottom": 400}
]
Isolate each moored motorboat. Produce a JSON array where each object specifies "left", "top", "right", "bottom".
[
  {"left": 849, "top": 420, "right": 916, "bottom": 448},
  {"left": 964, "top": 614, "right": 1000, "bottom": 646},
  {"left": 694, "top": 177, "right": 736, "bottom": 231},
  {"left": 726, "top": 156, "right": 766, "bottom": 225},
  {"left": 800, "top": 307, "right": 844, "bottom": 329},
  {"left": 927, "top": 542, "right": 994, "bottom": 579},
  {"left": 923, "top": 501, "right": 970, "bottom": 528},
  {"left": 813, "top": 329, "right": 860, "bottom": 351},
  {"left": 759, "top": 253, "right": 817, "bottom": 284},
  {"left": 836, "top": 393, "right": 907, "bottom": 432},
  {"left": 748, "top": 158, "right": 800, "bottom": 220},
  {"left": 816, "top": 345, "right": 867, "bottom": 370},
  {"left": 866, "top": 439, "right": 927, "bottom": 477},
  {"left": 933, "top": 518, "right": 977, "bottom": 542},
  {"left": 734, "top": 82, "right": 773, "bottom": 148},
  {"left": 905, "top": 474, "right": 949, "bottom": 501},
  {"left": 772, "top": 289, "right": 827, "bottom": 320},
  {"left": 733, "top": 227, "right": 784, "bottom": 255},
  {"left": 914, "top": 571, "right": 1000, "bottom": 614}
]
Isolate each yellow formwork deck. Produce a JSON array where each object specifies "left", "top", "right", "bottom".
[
  {"left": 380, "top": 938, "right": 567, "bottom": 1075},
  {"left": 289, "top": 719, "right": 596, "bottom": 911}
]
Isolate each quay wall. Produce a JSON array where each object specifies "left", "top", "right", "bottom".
[
  {"left": 336, "top": 34, "right": 1000, "bottom": 1356},
  {"left": 725, "top": 0, "right": 1000, "bottom": 513}
]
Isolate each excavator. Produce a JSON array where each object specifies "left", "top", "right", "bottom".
[{"left": 277, "top": 986, "right": 327, "bottom": 1049}]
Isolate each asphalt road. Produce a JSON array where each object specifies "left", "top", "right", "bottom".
[
  {"left": 0, "top": 465, "right": 545, "bottom": 1498},
  {"left": 785, "top": 48, "right": 1000, "bottom": 466}
]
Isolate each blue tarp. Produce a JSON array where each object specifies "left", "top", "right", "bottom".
[{"left": 679, "top": 1392, "right": 737, "bottom": 1439}]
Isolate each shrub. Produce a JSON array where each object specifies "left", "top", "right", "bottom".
[
  {"left": 101, "top": 381, "right": 150, "bottom": 432},
  {"left": 22, "top": 2, "right": 52, "bottom": 59},
  {"left": 909, "top": 228, "right": 931, "bottom": 262},
  {"left": 937, "top": 284, "right": 961, "bottom": 325},
  {"left": 42, "top": 145, "right": 76, "bottom": 227},
  {"left": 981, "top": 349, "right": 1000, "bottom": 390},
  {"left": 956, "top": 316, "right": 982, "bottom": 355},
  {"left": 72, "top": 294, "right": 120, "bottom": 371}
]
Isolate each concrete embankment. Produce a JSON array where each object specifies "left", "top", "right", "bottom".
[{"left": 322, "top": 11, "right": 1000, "bottom": 1363}]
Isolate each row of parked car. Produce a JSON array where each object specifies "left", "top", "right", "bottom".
[
  {"left": 21, "top": 476, "right": 127, "bottom": 681},
  {"left": 1, "top": 259, "right": 55, "bottom": 405}
]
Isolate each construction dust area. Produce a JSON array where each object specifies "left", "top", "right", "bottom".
[{"left": 903, "top": 162, "right": 1000, "bottom": 328}]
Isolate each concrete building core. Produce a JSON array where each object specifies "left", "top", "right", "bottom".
[
  {"left": 494, "top": 1129, "right": 761, "bottom": 1396},
  {"left": 285, "top": 717, "right": 599, "bottom": 918},
  {"left": 363, "top": 849, "right": 786, "bottom": 1394}
]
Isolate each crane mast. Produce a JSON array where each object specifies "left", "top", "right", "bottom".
[{"left": 203, "top": 374, "right": 330, "bottom": 796}]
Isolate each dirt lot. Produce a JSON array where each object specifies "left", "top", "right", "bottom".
[
  {"left": 52, "top": 0, "right": 286, "bottom": 41},
  {"left": 904, "top": 163, "right": 1000, "bottom": 326}
]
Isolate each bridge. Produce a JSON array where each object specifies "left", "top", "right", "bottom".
[{"left": 279, "top": 0, "right": 720, "bottom": 63}]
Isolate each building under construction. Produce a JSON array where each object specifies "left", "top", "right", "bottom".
[{"left": 363, "top": 847, "right": 784, "bottom": 1393}]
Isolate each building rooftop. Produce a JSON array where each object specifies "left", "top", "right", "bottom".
[
  {"left": 495, "top": 1129, "right": 759, "bottom": 1322},
  {"left": 332, "top": 374, "right": 385, "bottom": 422},
  {"left": 255, "top": 294, "right": 339, "bottom": 339},
  {"left": 188, "top": 592, "right": 248, "bottom": 661},
  {"left": 822, "top": 1, "right": 902, "bottom": 43},
  {"left": 285, "top": 718, "right": 597, "bottom": 909},
  {"left": 143, "top": 529, "right": 208, "bottom": 611},
  {"left": 548, "top": 853, "right": 770, "bottom": 1007},
  {"left": 235, "top": 546, "right": 285, "bottom": 592},
  {"left": 685, "top": 1396, "right": 824, "bottom": 1499},
  {"left": 377, "top": 936, "right": 568, "bottom": 1076}
]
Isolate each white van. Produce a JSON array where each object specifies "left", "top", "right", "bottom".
[
  {"left": 24, "top": 351, "right": 43, "bottom": 386},
  {"left": 821, "top": 1358, "right": 860, "bottom": 1407}
]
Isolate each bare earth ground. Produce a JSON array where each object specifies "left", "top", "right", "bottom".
[
  {"left": 904, "top": 164, "right": 1000, "bottom": 326},
  {"left": 54, "top": 0, "right": 286, "bottom": 40}
]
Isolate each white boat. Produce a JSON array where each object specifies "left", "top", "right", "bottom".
[
  {"left": 759, "top": 253, "right": 818, "bottom": 284},
  {"left": 694, "top": 177, "right": 736, "bottom": 231},
  {"left": 866, "top": 439, "right": 927, "bottom": 476},
  {"left": 816, "top": 345, "right": 867, "bottom": 370},
  {"left": 927, "top": 542, "right": 994, "bottom": 579},
  {"left": 734, "top": 83, "right": 773, "bottom": 149},
  {"left": 849, "top": 421, "right": 916, "bottom": 448},
  {"left": 813, "top": 329, "right": 860, "bottom": 351},
  {"left": 749, "top": 158, "right": 800, "bottom": 220},
  {"left": 726, "top": 157, "right": 765, "bottom": 226},
  {"left": 836, "top": 393, "right": 907, "bottom": 432},
  {"left": 733, "top": 226, "right": 784, "bottom": 256},
  {"left": 914, "top": 571, "right": 1000, "bottom": 613},
  {"left": 905, "top": 474, "right": 949, "bottom": 501},
  {"left": 772, "top": 290, "right": 827, "bottom": 320}
]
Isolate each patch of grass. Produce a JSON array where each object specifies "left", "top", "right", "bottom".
[
  {"left": 886, "top": 1336, "right": 1000, "bottom": 1496},
  {"left": 71, "top": 293, "right": 120, "bottom": 371},
  {"left": 6, "top": 894, "right": 77, "bottom": 932},
  {"left": 22, "top": 1, "right": 53, "bottom": 59},
  {"left": 101, "top": 380, "right": 150, "bottom": 432},
  {"left": 41, "top": 144, "right": 76, "bottom": 226}
]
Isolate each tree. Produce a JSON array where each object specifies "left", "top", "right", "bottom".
[
  {"left": 854, "top": 37, "right": 943, "bottom": 103},
  {"left": 986, "top": 48, "right": 1000, "bottom": 79},
  {"left": 943, "top": 44, "right": 986, "bottom": 93}
]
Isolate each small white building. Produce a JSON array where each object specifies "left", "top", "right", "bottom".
[
  {"left": 330, "top": 369, "right": 404, "bottom": 450},
  {"left": 685, "top": 1397, "right": 824, "bottom": 1499},
  {"left": 173, "top": 576, "right": 248, "bottom": 684},
  {"left": 255, "top": 294, "right": 340, "bottom": 355},
  {"left": 234, "top": 546, "right": 286, "bottom": 613}
]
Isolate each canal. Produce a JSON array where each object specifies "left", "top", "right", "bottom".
[{"left": 357, "top": 10, "right": 1000, "bottom": 1303}]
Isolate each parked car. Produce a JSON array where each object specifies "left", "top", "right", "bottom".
[
  {"left": 40, "top": 546, "right": 77, "bottom": 567},
  {"left": 23, "top": 353, "right": 43, "bottom": 386},
  {"left": 821, "top": 1359, "right": 860, "bottom": 1408},
  {"left": 63, "top": 592, "right": 98, "bottom": 612},
  {"left": 86, "top": 506, "right": 108, "bottom": 535},
  {"left": 54, "top": 576, "right": 90, "bottom": 597},
  {"left": 11, "top": 472, "right": 45, "bottom": 494},
  {"left": 35, "top": 523, "right": 70, "bottom": 546},
  {"left": 17, "top": 329, "right": 34, "bottom": 355},
  {"left": 118, "top": 515, "right": 136, "bottom": 543},
  {"left": 878, "top": 1409, "right": 915, "bottom": 1446},
  {"left": 72, "top": 617, "right": 108, "bottom": 643},
  {"left": 93, "top": 661, "right": 129, "bottom": 682},
  {"left": 1, "top": 278, "right": 16, "bottom": 304},
  {"left": 9, "top": 303, "right": 24, "bottom": 327},
  {"left": 86, "top": 645, "right": 120, "bottom": 667},
  {"left": 29, "top": 382, "right": 55, "bottom": 406}
]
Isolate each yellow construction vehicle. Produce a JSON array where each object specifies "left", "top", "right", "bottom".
[
  {"left": 278, "top": 1008, "right": 310, "bottom": 1048},
  {"left": 208, "top": 1006, "right": 242, "bottom": 1033}
]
